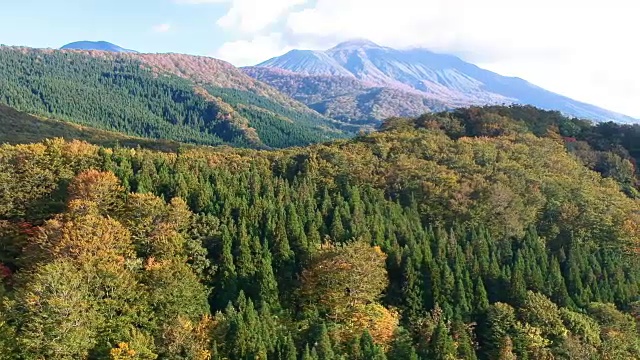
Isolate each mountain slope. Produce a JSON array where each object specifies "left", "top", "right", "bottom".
[
  {"left": 243, "top": 66, "right": 448, "bottom": 124},
  {"left": 0, "top": 47, "right": 348, "bottom": 149},
  {"left": 258, "top": 49, "right": 354, "bottom": 77},
  {"left": 61, "top": 41, "right": 137, "bottom": 53},
  {"left": 0, "top": 104, "right": 183, "bottom": 151},
  {"left": 256, "top": 40, "right": 637, "bottom": 123}
]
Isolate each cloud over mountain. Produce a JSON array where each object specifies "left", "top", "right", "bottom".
[{"left": 175, "top": 0, "right": 639, "bottom": 118}]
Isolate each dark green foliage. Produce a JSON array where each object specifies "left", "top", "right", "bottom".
[
  {"left": 356, "top": 331, "right": 387, "bottom": 360},
  {"left": 312, "top": 323, "right": 335, "bottom": 360},
  {"left": 0, "top": 104, "right": 184, "bottom": 152},
  {"left": 0, "top": 106, "right": 639, "bottom": 358},
  {"left": 0, "top": 47, "right": 346, "bottom": 149},
  {"left": 0, "top": 48, "right": 234, "bottom": 146},
  {"left": 388, "top": 328, "right": 419, "bottom": 360}
]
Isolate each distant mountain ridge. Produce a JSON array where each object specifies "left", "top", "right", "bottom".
[
  {"left": 61, "top": 41, "right": 137, "bottom": 53},
  {"left": 0, "top": 46, "right": 350, "bottom": 149},
  {"left": 243, "top": 67, "right": 448, "bottom": 124},
  {"left": 256, "top": 40, "right": 638, "bottom": 124}
]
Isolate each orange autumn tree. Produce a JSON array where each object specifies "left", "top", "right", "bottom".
[
  {"left": 67, "top": 169, "right": 125, "bottom": 214},
  {"left": 299, "top": 240, "right": 398, "bottom": 346},
  {"left": 32, "top": 200, "right": 134, "bottom": 265}
]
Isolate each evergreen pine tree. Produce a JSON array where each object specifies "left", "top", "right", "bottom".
[
  {"left": 330, "top": 210, "right": 345, "bottom": 243},
  {"left": 547, "top": 256, "right": 571, "bottom": 307},
  {"left": 401, "top": 253, "right": 424, "bottom": 322},
  {"left": 216, "top": 224, "right": 238, "bottom": 309},
  {"left": 452, "top": 320, "right": 477, "bottom": 360},
  {"left": 474, "top": 277, "right": 489, "bottom": 313},
  {"left": 359, "top": 331, "right": 387, "bottom": 360},
  {"left": 388, "top": 327, "right": 419, "bottom": 360},
  {"left": 510, "top": 256, "right": 527, "bottom": 305},
  {"left": 277, "top": 335, "right": 298, "bottom": 360},
  {"left": 257, "top": 241, "right": 279, "bottom": 309},
  {"left": 314, "top": 323, "right": 335, "bottom": 360},
  {"left": 429, "top": 321, "right": 456, "bottom": 360},
  {"left": 302, "top": 345, "right": 315, "bottom": 360}
]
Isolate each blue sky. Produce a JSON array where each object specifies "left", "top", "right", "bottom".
[
  {"left": 1, "top": 0, "right": 638, "bottom": 118},
  {"left": 0, "top": 0, "right": 228, "bottom": 55}
]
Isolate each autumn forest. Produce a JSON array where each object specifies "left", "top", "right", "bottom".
[
  {"left": 0, "top": 47, "right": 639, "bottom": 360},
  {"left": 0, "top": 103, "right": 638, "bottom": 359}
]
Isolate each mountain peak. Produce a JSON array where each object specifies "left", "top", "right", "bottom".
[
  {"left": 330, "top": 39, "right": 382, "bottom": 50},
  {"left": 252, "top": 42, "right": 638, "bottom": 123},
  {"left": 61, "top": 41, "right": 137, "bottom": 53}
]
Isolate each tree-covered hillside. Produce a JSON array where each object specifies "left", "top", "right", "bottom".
[
  {"left": 0, "top": 47, "right": 346, "bottom": 149},
  {"left": 0, "top": 104, "right": 183, "bottom": 152},
  {"left": 243, "top": 67, "right": 448, "bottom": 125},
  {"left": 0, "top": 106, "right": 638, "bottom": 359},
  {"left": 406, "top": 105, "right": 640, "bottom": 197}
]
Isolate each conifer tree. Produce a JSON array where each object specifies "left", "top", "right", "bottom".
[
  {"left": 215, "top": 224, "right": 238, "bottom": 309},
  {"left": 359, "top": 331, "right": 387, "bottom": 360},
  {"left": 314, "top": 323, "right": 335, "bottom": 360},
  {"left": 302, "top": 344, "right": 315, "bottom": 360},
  {"left": 330, "top": 210, "right": 345, "bottom": 243},
  {"left": 429, "top": 321, "right": 456, "bottom": 360},
  {"left": 474, "top": 277, "right": 489, "bottom": 313},
  {"left": 388, "top": 328, "right": 419, "bottom": 360},
  {"left": 277, "top": 335, "right": 298, "bottom": 360},
  {"left": 257, "top": 241, "right": 280, "bottom": 309},
  {"left": 452, "top": 320, "right": 477, "bottom": 360},
  {"left": 510, "top": 256, "right": 527, "bottom": 305},
  {"left": 547, "top": 256, "right": 571, "bottom": 307},
  {"left": 401, "top": 253, "right": 423, "bottom": 321}
]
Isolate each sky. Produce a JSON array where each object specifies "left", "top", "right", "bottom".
[{"left": 1, "top": 0, "right": 638, "bottom": 118}]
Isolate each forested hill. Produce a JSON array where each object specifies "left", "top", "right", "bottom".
[
  {"left": 0, "top": 46, "right": 350, "bottom": 149},
  {"left": 243, "top": 66, "right": 448, "bottom": 125},
  {"left": 0, "top": 104, "right": 185, "bottom": 152},
  {"left": 399, "top": 105, "right": 640, "bottom": 197},
  {"left": 0, "top": 106, "right": 639, "bottom": 359}
]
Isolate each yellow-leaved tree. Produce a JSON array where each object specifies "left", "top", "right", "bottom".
[{"left": 299, "top": 240, "right": 398, "bottom": 346}]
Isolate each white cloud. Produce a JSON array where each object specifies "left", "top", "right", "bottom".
[
  {"left": 176, "top": 0, "right": 307, "bottom": 33},
  {"left": 174, "top": 0, "right": 226, "bottom": 3},
  {"left": 207, "top": 0, "right": 640, "bottom": 117},
  {"left": 152, "top": 23, "right": 172, "bottom": 33},
  {"left": 213, "top": 34, "right": 293, "bottom": 66},
  {"left": 217, "top": 0, "right": 306, "bottom": 33}
]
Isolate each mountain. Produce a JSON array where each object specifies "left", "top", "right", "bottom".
[
  {"left": 243, "top": 67, "right": 448, "bottom": 124},
  {"left": 255, "top": 40, "right": 637, "bottom": 123},
  {"left": 0, "top": 103, "right": 183, "bottom": 151},
  {"left": 0, "top": 47, "right": 350, "bottom": 149},
  {"left": 258, "top": 49, "right": 353, "bottom": 77},
  {"left": 61, "top": 41, "right": 137, "bottom": 53}
]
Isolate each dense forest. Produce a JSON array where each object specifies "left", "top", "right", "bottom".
[
  {"left": 0, "top": 106, "right": 639, "bottom": 359},
  {"left": 406, "top": 106, "right": 640, "bottom": 197},
  {"left": 0, "top": 47, "right": 345, "bottom": 149},
  {"left": 0, "top": 104, "right": 184, "bottom": 152}
]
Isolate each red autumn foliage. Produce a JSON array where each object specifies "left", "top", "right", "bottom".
[
  {"left": 0, "top": 263, "right": 11, "bottom": 279},
  {"left": 18, "top": 221, "right": 39, "bottom": 237}
]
